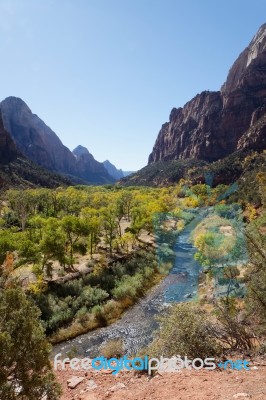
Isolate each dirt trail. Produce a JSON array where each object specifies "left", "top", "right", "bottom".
[{"left": 56, "top": 362, "right": 266, "bottom": 400}]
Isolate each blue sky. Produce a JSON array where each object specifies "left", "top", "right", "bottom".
[{"left": 0, "top": 0, "right": 265, "bottom": 170}]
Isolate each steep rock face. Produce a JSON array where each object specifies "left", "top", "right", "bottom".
[
  {"left": 0, "top": 98, "right": 114, "bottom": 184},
  {"left": 0, "top": 113, "right": 19, "bottom": 164},
  {"left": 237, "top": 112, "right": 266, "bottom": 151},
  {"left": 0, "top": 113, "right": 70, "bottom": 188},
  {"left": 0, "top": 97, "right": 78, "bottom": 174},
  {"left": 73, "top": 146, "right": 115, "bottom": 184},
  {"left": 149, "top": 24, "right": 266, "bottom": 164},
  {"left": 103, "top": 160, "right": 124, "bottom": 180},
  {"left": 149, "top": 91, "right": 223, "bottom": 163}
]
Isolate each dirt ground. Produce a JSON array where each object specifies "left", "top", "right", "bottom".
[{"left": 56, "top": 361, "right": 266, "bottom": 400}]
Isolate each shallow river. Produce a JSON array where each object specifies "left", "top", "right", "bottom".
[{"left": 53, "top": 212, "right": 205, "bottom": 358}]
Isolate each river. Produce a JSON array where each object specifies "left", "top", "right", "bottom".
[{"left": 53, "top": 212, "right": 205, "bottom": 358}]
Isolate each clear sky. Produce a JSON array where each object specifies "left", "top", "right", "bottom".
[{"left": 0, "top": 0, "right": 265, "bottom": 170}]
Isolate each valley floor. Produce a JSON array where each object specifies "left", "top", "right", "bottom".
[{"left": 56, "top": 360, "right": 266, "bottom": 400}]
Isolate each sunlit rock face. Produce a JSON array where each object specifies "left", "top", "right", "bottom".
[{"left": 149, "top": 24, "right": 266, "bottom": 165}]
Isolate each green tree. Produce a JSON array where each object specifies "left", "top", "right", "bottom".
[
  {"left": 0, "top": 287, "right": 61, "bottom": 399},
  {"left": 61, "top": 216, "right": 89, "bottom": 268},
  {"left": 80, "top": 208, "right": 102, "bottom": 257},
  {"left": 40, "top": 218, "right": 66, "bottom": 273},
  {"left": 102, "top": 206, "right": 119, "bottom": 255},
  {"left": 7, "top": 190, "right": 35, "bottom": 231}
]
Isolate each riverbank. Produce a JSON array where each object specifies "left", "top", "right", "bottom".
[
  {"left": 49, "top": 267, "right": 163, "bottom": 345},
  {"left": 50, "top": 212, "right": 193, "bottom": 346},
  {"left": 52, "top": 213, "right": 204, "bottom": 358}
]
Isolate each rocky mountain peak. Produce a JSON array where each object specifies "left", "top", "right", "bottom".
[
  {"left": 1, "top": 96, "right": 31, "bottom": 110},
  {"left": 221, "top": 23, "right": 266, "bottom": 94},
  {"left": 103, "top": 160, "right": 124, "bottom": 180},
  {"left": 0, "top": 98, "right": 115, "bottom": 184},
  {"left": 247, "top": 23, "right": 266, "bottom": 67},
  {"left": 1, "top": 97, "right": 32, "bottom": 131},
  {"left": 72, "top": 145, "right": 91, "bottom": 158},
  {"left": 148, "top": 24, "right": 266, "bottom": 165}
]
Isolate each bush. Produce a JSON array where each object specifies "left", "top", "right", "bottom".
[
  {"left": 147, "top": 303, "right": 222, "bottom": 359},
  {"left": 100, "top": 338, "right": 124, "bottom": 358},
  {"left": 103, "top": 299, "right": 122, "bottom": 320},
  {"left": 0, "top": 287, "right": 61, "bottom": 399},
  {"left": 92, "top": 304, "right": 107, "bottom": 326}
]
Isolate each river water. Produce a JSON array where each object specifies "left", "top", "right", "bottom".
[{"left": 53, "top": 213, "right": 204, "bottom": 358}]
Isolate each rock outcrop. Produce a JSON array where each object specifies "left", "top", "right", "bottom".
[{"left": 148, "top": 24, "right": 266, "bottom": 164}]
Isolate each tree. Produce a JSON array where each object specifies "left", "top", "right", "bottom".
[
  {"left": 101, "top": 206, "right": 119, "bottom": 256},
  {"left": 244, "top": 212, "right": 266, "bottom": 329},
  {"left": 40, "top": 218, "right": 66, "bottom": 274},
  {"left": 0, "top": 287, "right": 61, "bottom": 399},
  {"left": 61, "top": 216, "right": 89, "bottom": 268},
  {"left": 80, "top": 208, "right": 102, "bottom": 257},
  {"left": 7, "top": 190, "right": 35, "bottom": 231},
  {"left": 0, "top": 231, "right": 15, "bottom": 265},
  {"left": 118, "top": 192, "right": 133, "bottom": 221}
]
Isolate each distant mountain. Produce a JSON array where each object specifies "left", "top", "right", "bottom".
[
  {"left": 0, "top": 114, "right": 70, "bottom": 188},
  {"left": 103, "top": 160, "right": 134, "bottom": 180},
  {"left": 103, "top": 160, "right": 124, "bottom": 180},
  {"left": 148, "top": 23, "right": 266, "bottom": 164},
  {"left": 0, "top": 97, "right": 114, "bottom": 185},
  {"left": 73, "top": 146, "right": 115, "bottom": 184},
  {"left": 122, "top": 170, "right": 135, "bottom": 177}
]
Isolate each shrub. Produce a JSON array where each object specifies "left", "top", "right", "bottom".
[
  {"left": 92, "top": 304, "right": 107, "bottom": 326},
  {"left": 147, "top": 303, "right": 222, "bottom": 359},
  {"left": 100, "top": 338, "right": 124, "bottom": 358},
  {"left": 0, "top": 287, "right": 61, "bottom": 399},
  {"left": 103, "top": 299, "right": 122, "bottom": 320}
]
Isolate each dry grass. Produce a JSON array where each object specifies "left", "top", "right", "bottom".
[{"left": 100, "top": 338, "right": 124, "bottom": 358}]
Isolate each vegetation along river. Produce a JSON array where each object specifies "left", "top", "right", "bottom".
[{"left": 53, "top": 210, "right": 207, "bottom": 358}]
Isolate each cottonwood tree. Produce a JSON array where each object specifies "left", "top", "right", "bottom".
[
  {"left": 80, "top": 208, "right": 102, "bottom": 257},
  {"left": 7, "top": 190, "right": 35, "bottom": 231},
  {"left": 101, "top": 206, "right": 119, "bottom": 256},
  {"left": 61, "top": 215, "right": 89, "bottom": 268},
  {"left": 40, "top": 218, "right": 66, "bottom": 274}
]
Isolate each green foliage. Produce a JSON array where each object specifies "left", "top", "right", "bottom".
[
  {"left": 120, "top": 159, "right": 208, "bottom": 187},
  {"left": 0, "top": 287, "right": 61, "bottom": 399},
  {"left": 0, "top": 231, "right": 15, "bottom": 264},
  {"left": 245, "top": 212, "right": 266, "bottom": 331},
  {"left": 40, "top": 218, "right": 66, "bottom": 268},
  {"left": 147, "top": 303, "right": 221, "bottom": 359},
  {"left": 31, "top": 250, "right": 157, "bottom": 334}
]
